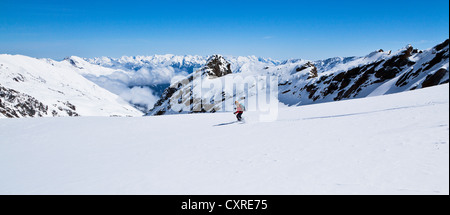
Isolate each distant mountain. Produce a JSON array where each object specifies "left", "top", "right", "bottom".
[
  {"left": 0, "top": 55, "right": 142, "bottom": 118},
  {"left": 86, "top": 54, "right": 208, "bottom": 74}
]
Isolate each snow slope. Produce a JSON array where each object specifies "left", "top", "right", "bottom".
[
  {"left": 0, "top": 84, "right": 448, "bottom": 194},
  {"left": 0, "top": 54, "right": 142, "bottom": 117}
]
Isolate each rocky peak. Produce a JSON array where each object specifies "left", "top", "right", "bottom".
[
  {"left": 296, "top": 61, "right": 318, "bottom": 79},
  {"left": 202, "top": 55, "right": 232, "bottom": 78},
  {"left": 400, "top": 45, "right": 414, "bottom": 60},
  {"left": 64, "top": 56, "right": 84, "bottom": 69}
]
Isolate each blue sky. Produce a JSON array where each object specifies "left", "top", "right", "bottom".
[{"left": 1, "top": 0, "right": 448, "bottom": 60}]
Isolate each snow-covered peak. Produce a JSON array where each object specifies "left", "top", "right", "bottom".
[{"left": 87, "top": 54, "right": 208, "bottom": 71}]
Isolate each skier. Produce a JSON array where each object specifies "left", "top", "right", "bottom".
[{"left": 234, "top": 100, "right": 244, "bottom": 121}]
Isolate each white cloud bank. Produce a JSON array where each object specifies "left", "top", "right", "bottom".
[{"left": 84, "top": 66, "right": 188, "bottom": 111}]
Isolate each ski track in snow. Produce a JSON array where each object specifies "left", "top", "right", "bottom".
[
  {"left": 214, "top": 121, "right": 239, "bottom": 126},
  {"left": 297, "top": 102, "right": 447, "bottom": 121},
  {"left": 0, "top": 84, "right": 448, "bottom": 194}
]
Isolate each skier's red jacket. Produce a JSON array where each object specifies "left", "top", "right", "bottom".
[{"left": 234, "top": 103, "right": 243, "bottom": 114}]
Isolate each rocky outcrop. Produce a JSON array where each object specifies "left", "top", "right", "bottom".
[
  {"left": 202, "top": 55, "right": 232, "bottom": 78},
  {"left": 422, "top": 68, "right": 448, "bottom": 88},
  {"left": 64, "top": 57, "right": 84, "bottom": 69},
  {"left": 296, "top": 62, "right": 318, "bottom": 79},
  {"left": 0, "top": 85, "right": 79, "bottom": 118},
  {"left": 0, "top": 84, "right": 49, "bottom": 118}
]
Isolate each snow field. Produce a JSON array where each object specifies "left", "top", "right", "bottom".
[{"left": 0, "top": 84, "right": 448, "bottom": 194}]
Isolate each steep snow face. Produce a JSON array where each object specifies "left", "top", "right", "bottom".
[
  {"left": 148, "top": 39, "right": 449, "bottom": 115},
  {"left": 0, "top": 84, "right": 448, "bottom": 194},
  {"left": 0, "top": 55, "right": 143, "bottom": 118}
]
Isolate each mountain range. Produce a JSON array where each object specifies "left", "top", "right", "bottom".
[
  {"left": 1, "top": 39, "right": 448, "bottom": 118},
  {"left": 148, "top": 39, "right": 449, "bottom": 115}
]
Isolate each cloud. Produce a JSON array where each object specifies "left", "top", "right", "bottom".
[
  {"left": 85, "top": 74, "right": 160, "bottom": 110},
  {"left": 119, "top": 86, "right": 159, "bottom": 110},
  {"left": 82, "top": 65, "right": 190, "bottom": 110},
  {"left": 131, "top": 66, "right": 176, "bottom": 85}
]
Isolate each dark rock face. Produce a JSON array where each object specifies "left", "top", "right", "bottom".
[
  {"left": 422, "top": 68, "right": 448, "bottom": 88},
  {"left": 374, "top": 46, "right": 414, "bottom": 82},
  {"left": 423, "top": 48, "right": 448, "bottom": 71},
  {"left": 435, "top": 39, "right": 449, "bottom": 52},
  {"left": 315, "top": 61, "right": 381, "bottom": 100},
  {"left": 394, "top": 40, "right": 448, "bottom": 88}
]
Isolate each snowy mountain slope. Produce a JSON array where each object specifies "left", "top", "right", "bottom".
[
  {"left": 0, "top": 54, "right": 142, "bottom": 118},
  {"left": 287, "top": 40, "right": 449, "bottom": 104},
  {"left": 0, "top": 84, "right": 65, "bottom": 118},
  {"left": 0, "top": 84, "right": 448, "bottom": 194},
  {"left": 148, "top": 39, "right": 449, "bottom": 115}
]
